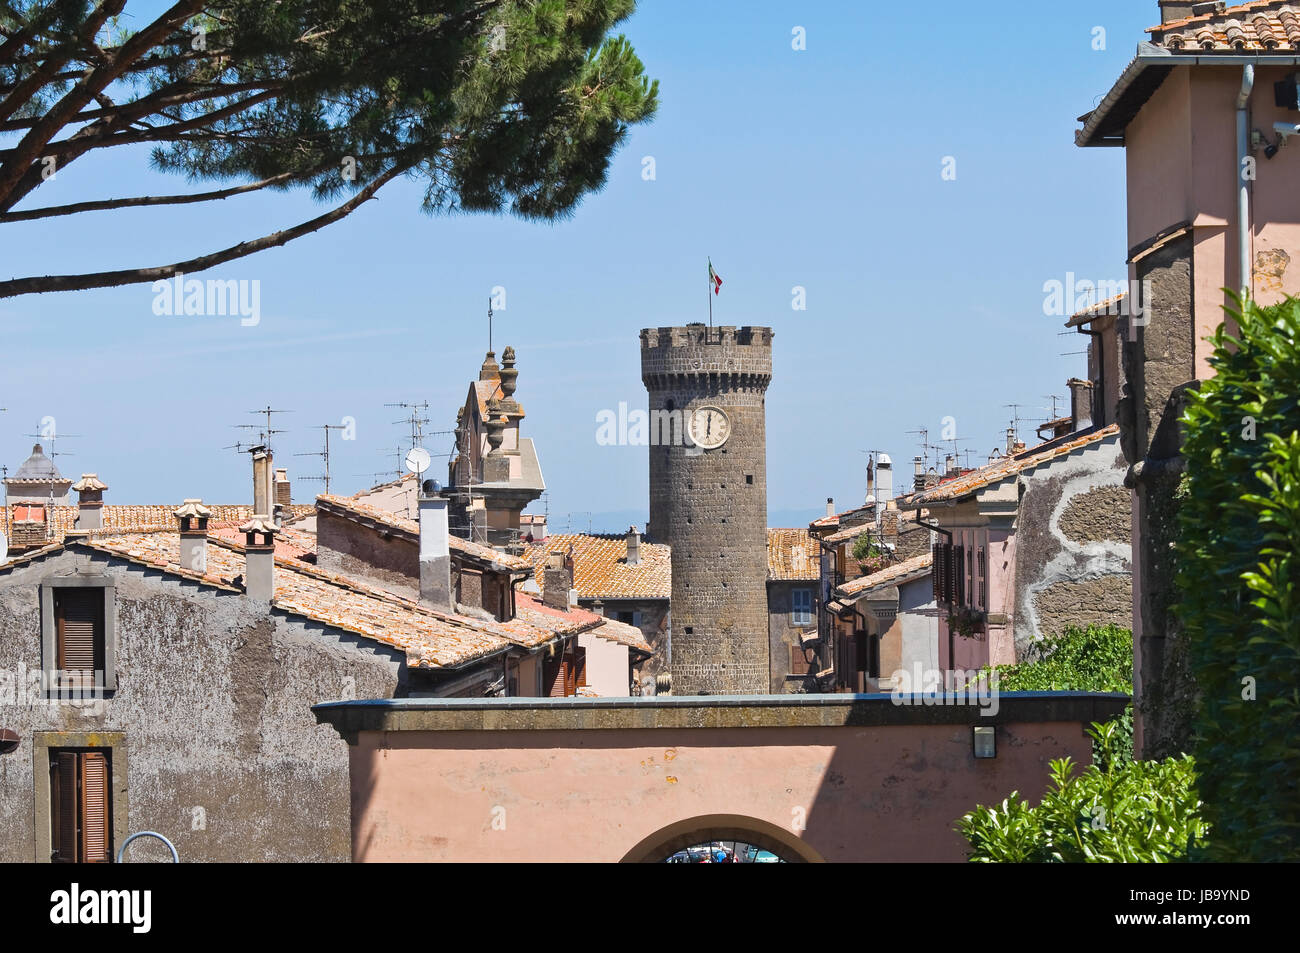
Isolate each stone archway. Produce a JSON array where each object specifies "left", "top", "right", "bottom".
[{"left": 620, "top": 814, "right": 825, "bottom": 863}]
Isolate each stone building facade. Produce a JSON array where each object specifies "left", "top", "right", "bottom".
[{"left": 640, "top": 325, "right": 773, "bottom": 695}]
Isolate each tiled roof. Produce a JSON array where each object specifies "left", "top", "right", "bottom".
[
  {"left": 315, "top": 494, "right": 533, "bottom": 572},
  {"left": 836, "top": 553, "right": 933, "bottom": 600},
  {"left": 4, "top": 503, "right": 315, "bottom": 547},
  {"left": 73, "top": 530, "right": 569, "bottom": 668},
  {"left": 589, "top": 615, "right": 653, "bottom": 654},
  {"left": 767, "top": 528, "right": 820, "bottom": 581},
  {"left": 1151, "top": 2, "right": 1300, "bottom": 51},
  {"left": 1066, "top": 292, "right": 1127, "bottom": 328},
  {"left": 901, "top": 425, "right": 1120, "bottom": 507},
  {"left": 522, "top": 534, "right": 671, "bottom": 600}
]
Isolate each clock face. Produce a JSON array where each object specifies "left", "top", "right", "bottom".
[{"left": 688, "top": 406, "right": 731, "bottom": 450}]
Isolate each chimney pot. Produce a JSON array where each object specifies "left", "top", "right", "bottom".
[
  {"left": 625, "top": 526, "right": 642, "bottom": 566},
  {"left": 1068, "top": 377, "right": 1095, "bottom": 432},
  {"left": 418, "top": 487, "right": 453, "bottom": 613},
  {"left": 826, "top": 497, "right": 835, "bottom": 518},
  {"left": 176, "top": 499, "right": 211, "bottom": 573},
  {"left": 542, "top": 550, "right": 573, "bottom": 610},
  {"left": 72, "top": 474, "right": 108, "bottom": 530},
  {"left": 238, "top": 514, "right": 277, "bottom": 603},
  {"left": 274, "top": 468, "right": 291, "bottom": 507}
]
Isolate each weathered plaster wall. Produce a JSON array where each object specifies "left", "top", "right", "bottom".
[
  {"left": 1012, "top": 435, "right": 1132, "bottom": 653},
  {"left": 0, "top": 548, "right": 402, "bottom": 862},
  {"left": 316, "top": 510, "right": 418, "bottom": 602}
]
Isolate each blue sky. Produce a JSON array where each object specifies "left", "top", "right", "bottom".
[{"left": 0, "top": 0, "right": 1153, "bottom": 532}]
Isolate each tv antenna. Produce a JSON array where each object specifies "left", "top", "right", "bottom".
[
  {"left": 239, "top": 406, "right": 292, "bottom": 452},
  {"left": 296, "top": 423, "right": 347, "bottom": 496},
  {"left": 386, "top": 401, "right": 434, "bottom": 450}
]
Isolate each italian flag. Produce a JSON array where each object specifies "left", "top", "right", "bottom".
[{"left": 709, "top": 259, "right": 723, "bottom": 295}]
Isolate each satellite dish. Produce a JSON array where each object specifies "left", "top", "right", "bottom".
[{"left": 405, "top": 447, "right": 432, "bottom": 475}]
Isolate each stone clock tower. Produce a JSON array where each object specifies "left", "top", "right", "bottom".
[{"left": 640, "top": 325, "right": 774, "bottom": 695}]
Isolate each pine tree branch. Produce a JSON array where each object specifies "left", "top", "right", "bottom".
[
  {"left": 0, "top": 164, "right": 329, "bottom": 222},
  {"left": 0, "top": 0, "right": 125, "bottom": 124},
  {"left": 0, "top": 0, "right": 206, "bottom": 208},
  {"left": 0, "top": 160, "right": 411, "bottom": 298}
]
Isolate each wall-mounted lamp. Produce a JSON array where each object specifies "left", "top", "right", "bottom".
[
  {"left": 972, "top": 726, "right": 996, "bottom": 759},
  {"left": 0, "top": 728, "right": 18, "bottom": 754}
]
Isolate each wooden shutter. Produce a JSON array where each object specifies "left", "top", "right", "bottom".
[
  {"left": 56, "top": 589, "right": 103, "bottom": 678},
  {"left": 545, "top": 654, "right": 568, "bottom": 697},
  {"left": 564, "top": 651, "right": 577, "bottom": 696},
  {"left": 52, "top": 752, "right": 78, "bottom": 863},
  {"left": 977, "top": 547, "right": 987, "bottom": 611},
  {"left": 932, "top": 544, "right": 942, "bottom": 601},
  {"left": 574, "top": 647, "right": 587, "bottom": 688},
  {"left": 81, "top": 752, "right": 110, "bottom": 863}
]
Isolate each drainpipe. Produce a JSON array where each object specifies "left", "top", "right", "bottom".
[{"left": 1238, "top": 65, "right": 1255, "bottom": 300}]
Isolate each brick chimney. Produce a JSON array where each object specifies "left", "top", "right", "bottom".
[
  {"left": 1068, "top": 377, "right": 1095, "bottom": 432},
  {"left": 239, "top": 515, "right": 277, "bottom": 603},
  {"left": 418, "top": 480, "right": 453, "bottom": 613},
  {"left": 542, "top": 551, "right": 572, "bottom": 610},
  {"left": 625, "top": 526, "right": 641, "bottom": 566},
  {"left": 71, "top": 474, "right": 107, "bottom": 530},
  {"left": 274, "top": 468, "right": 291, "bottom": 506},
  {"left": 175, "top": 499, "right": 211, "bottom": 574}
]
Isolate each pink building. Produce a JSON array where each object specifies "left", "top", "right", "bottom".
[{"left": 1077, "top": 0, "right": 1300, "bottom": 756}]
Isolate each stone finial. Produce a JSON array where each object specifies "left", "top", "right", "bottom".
[
  {"left": 72, "top": 474, "right": 108, "bottom": 493},
  {"left": 484, "top": 399, "right": 507, "bottom": 452},
  {"left": 499, "top": 346, "right": 519, "bottom": 399},
  {"left": 479, "top": 350, "right": 501, "bottom": 382}
]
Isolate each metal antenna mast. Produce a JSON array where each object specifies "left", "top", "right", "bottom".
[
  {"left": 242, "top": 406, "right": 292, "bottom": 452},
  {"left": 296, "top": 423, "right": 346, "bottom": 496}
]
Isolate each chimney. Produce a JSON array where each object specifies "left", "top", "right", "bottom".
[
  {"left": 239, "top": 515, "right": 278, "bottom": 603},
  {"left": 913, "top": 456, "right": 925, "bottom": 492},
  {"left": 251, "top": 446, "right": 272, "bottom": 515},
  {"left": 945, "top": 454, "right": 956, "bottom": 477},
  {"left": 72, "top": 474, "right": 107, "bottom": 530},
  {"left": 825, "top": 497, "right": 835, "bottom": 519},
  {"left": 274, "top": 468, "right": 291, "bottom": 506},
  {"left": 418, "top": 479, "right": 453, "bottom": 613},
  {"left": 1068, "top": 378, "right": 1095, "bottom": 432},
  {"left": 625, "top": 526, "right": 641, "bottom": 566},
  {"left": 175, "top": 499, "right": 211, "bottom": 574},
  {"left": 1159, "top": 2, "right": 1207, "bottom": 25},
  {"left": 542, "top": 551, "right": 572, "bottom": 610},
  {"left": 1006, "top": 428, "right": 1017, "bottom": 455},
  {"left": 877, "top": 456, "right": 893, "bottom": 503}
]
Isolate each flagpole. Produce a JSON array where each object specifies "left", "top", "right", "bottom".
[{"left": 708, "top": 259, "right": 713, "bottom": 330}]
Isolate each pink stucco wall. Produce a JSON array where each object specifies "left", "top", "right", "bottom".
[
  {"left": 1127, "top": 64, "right": 1300, "bottom": 377},
  {"left": 344, "top": 719, "right": 1095, "bottom": 862}
]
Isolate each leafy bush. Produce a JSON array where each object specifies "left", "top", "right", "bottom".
[
  {"left": 958, "top": 719, "right": 1208, "bottom": 862},
  {"left": 971, "top": 624, "right": 1134, "bottom": 765},
  {"left": 987, "top": 624, "right": 1132, "bottom": 694},
  {"left": 1177, "top": 295, "right": 1300, "bottom": 862}
]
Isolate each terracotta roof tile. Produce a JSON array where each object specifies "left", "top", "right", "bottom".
[
  {"left": 836, "top": 553, "right": 933, "bottom": 600},
  {"left": 901, "top": 425, "right": 1120, "bottom": 507},
  {"left": 522, "top": 534, "right": 671, "bottom": 600},
  {"left": 316, "top": 494, "right": 532, "bottom": 572},
  {"left": 767, "top": 528, "right": 820, "bottom": 580},
  {"left": 1150, "top": 2, "right": 1300, "bottom": 51},
  {"left": 5, "top": 503, "right": 315, "bottom": 548}
]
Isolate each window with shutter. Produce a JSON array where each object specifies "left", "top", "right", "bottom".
[
  {"left": 574, "top": 647, "right": 587, "bottom": 689},
  {"left": 55, "top": 588, "right": 104, "bottom": 683},
  {"left": 49, "top": 749, "right": 112, "bottom": 863},
  {"left": 977, "top": 547, "right": 987, "bottom": 611},
  {"left": 544, "top": 654, "right": 568, "bottom": 697},
  {"left": 791, "top": 589, "right": 813, "bottom": 626}
]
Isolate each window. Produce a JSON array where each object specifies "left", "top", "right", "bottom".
[
  {"left": 792, "top": 589, "right": 813, "bottom": 626},
  {"left": 41, "top": 577, "right": 116, "bottom": 695},
  {"left": 50, "top": 749, "right": 112, "bottom": 863},
  {"left": 543, "top": 643, "right": 586, "bottom": 697}
]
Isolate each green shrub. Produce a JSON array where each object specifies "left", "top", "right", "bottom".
[
  {"left": 972, "top": 624, "right": 1134, "bottom": 765},
  {"left": 957, "top": 720, "right": 1208, "bottom": 862},
  {"left": 1177, "top": 295, "right": 1300, "bottom": 862}
]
